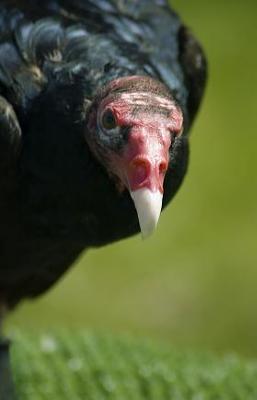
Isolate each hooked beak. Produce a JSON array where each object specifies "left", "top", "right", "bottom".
[
  {"left": 130, "top": 188, "right": 163, "bottom": 238},
  {"left": 122, "top": 129, "right": 171, "bottom": 238}
]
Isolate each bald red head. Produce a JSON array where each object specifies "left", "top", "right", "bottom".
[
  {"left": 86, "top": 75, "right": 183, "bottom": 236},
  {"left": 97, "top": 76, "right": 183, "bottom": 192}
]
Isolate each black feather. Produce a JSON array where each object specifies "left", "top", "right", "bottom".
[
  {"left": 0, "top": 95, "right": 21, "bottom": 170},
  {"left": 0, "top": 0, "right": 207, "bottom": 307}
]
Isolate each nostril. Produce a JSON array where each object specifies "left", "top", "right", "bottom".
[
  {"left": 159, "top": 161, "right": 168, "bottom": 176},
  {"left": 127, "top": 157, "right": 168, "bottom": 192},
  {"left": 130, "top": 158, "right": 150, "bottom": 185},
  {"left": 130, "top": 157, "right": 151, "bottom": 185}
]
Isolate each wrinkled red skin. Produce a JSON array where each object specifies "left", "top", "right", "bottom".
[
  {"left": 86, "top": 76, "right": 183, "bottom": 193},
  {"left": 111, "top": 113, "right": 172, "bottom": 192},
  {"left": 100, "top": 91, "right": 183, "bottom": 193}
]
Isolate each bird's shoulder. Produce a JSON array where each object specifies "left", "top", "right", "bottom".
[
  {"left": 58, "top": 0, "right": 207, "bottom": 129},
  {"left": 0, "top": 14, "right": 62, "bottom": 113},
  {"left": 0, "top": 0, "right": 207, "bottom": 123},
  {"left": 0, "top": 95, "right": 21, "bottom": 202}
]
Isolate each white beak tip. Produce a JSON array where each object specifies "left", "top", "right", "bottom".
[{"left": 130, "top": 188, "right": 163, "bottom": 239}]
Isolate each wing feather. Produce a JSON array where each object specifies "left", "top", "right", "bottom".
[
  {"left": 58, "top": 0, "right": 207, "bottom": 127},
  {"left": 0, "top": 95, "right": 21, "bottom": 172}
]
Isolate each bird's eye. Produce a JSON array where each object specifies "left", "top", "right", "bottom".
[{"left": 101, "top": 109, "right": 117, "bottom": 130}]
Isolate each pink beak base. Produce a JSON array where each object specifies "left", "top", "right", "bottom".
[
  {"left": 115, "top": 127, "right": 171, "bottom": 237},
  {"left": 122, "top": 127, "right": 171, "bottom": 193}
]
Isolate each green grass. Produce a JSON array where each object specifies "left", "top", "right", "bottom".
[{"left": 12, "top": 331, "right": 257, "bottom": 400}]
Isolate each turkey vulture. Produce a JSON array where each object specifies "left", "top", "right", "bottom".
[{"left": 0, "top": 0, "right": 207, "bottom": 395}]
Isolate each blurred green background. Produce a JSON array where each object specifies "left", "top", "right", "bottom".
[{"left": 7, "top": 0, "right": 257, "bottom": 357}]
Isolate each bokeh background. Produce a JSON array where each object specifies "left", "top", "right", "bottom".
[{"left": 7, "top": 0, "right": 257, "bottom": 357}]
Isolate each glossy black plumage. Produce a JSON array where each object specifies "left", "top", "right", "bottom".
[{"left": 0, "top": 0, "right": 207, "bottom": 308}]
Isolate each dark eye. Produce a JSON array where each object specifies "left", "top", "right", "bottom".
[{"left": 101, "top": 109, "right": 117, "bottom": 130}]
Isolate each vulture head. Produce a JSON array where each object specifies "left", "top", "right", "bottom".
[{"left": 85, "top": 76, "right": 183, "bottom": 238}]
